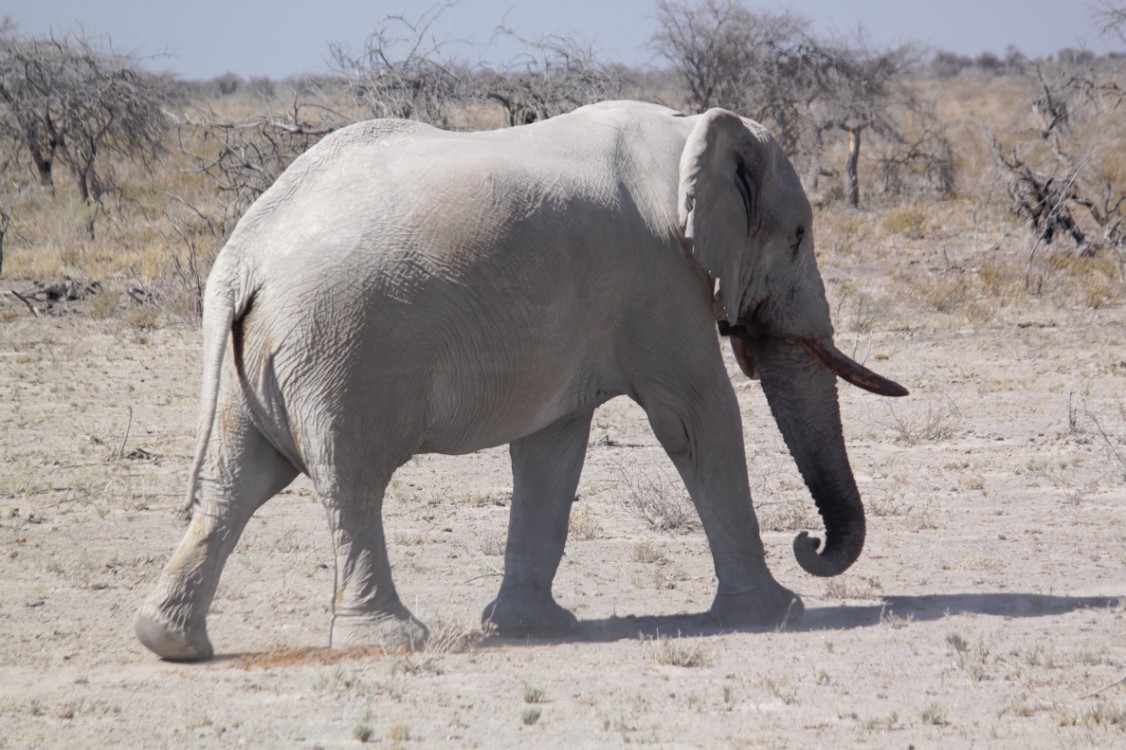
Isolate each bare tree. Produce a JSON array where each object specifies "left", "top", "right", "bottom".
[
  {"left": 181, "top": 99, "right": 343, "bottom": 211},
  {"left": 0, "top": 22, "right": 67, "bottom": 193},
  {"left": 0, "top": 24, "right": 173, "bottom": 235},
  {"left": 1094, "top": 0, "right": 1126, "bottom": 42},
  {"left": 652, "top": 0, "right": 952, "bottom": 205},
  {"left": 483, "top": 30, "right": 618, "bottom": 126},
  {"left": 805, "top": 40, "right": 951, "bottom": 207},
  {"left": 651, "top": 0, "right": 811, "bottom": 149},
  {"left": 327, "top": 2, "right": 470, "bottom": 128}
]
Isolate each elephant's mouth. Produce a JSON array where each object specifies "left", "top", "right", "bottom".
[{"left": 718, "top": 322, "right": 908, "bottom": 398}]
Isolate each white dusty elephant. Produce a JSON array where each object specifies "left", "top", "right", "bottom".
[{"left": 135, "top": 101, "right": 907, "bottom": 661}]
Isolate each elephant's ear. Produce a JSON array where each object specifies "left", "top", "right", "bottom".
[{"left": 677, "top": 108, "right": 769, "bottom": 324}]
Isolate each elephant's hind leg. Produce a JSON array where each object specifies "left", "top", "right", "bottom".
[
  {"left": 135, "top": 404, "right": 298, "bottom": 661},
  {"left": 482, "top": 414, "right": 593, "bottom": 636},
  {"left": 315, "top": 465, "right": 428, "bottom": 652}
]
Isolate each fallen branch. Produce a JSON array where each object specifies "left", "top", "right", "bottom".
[
  {"left": 117, "top": 406, "right": 133, "bottom": 460},
  {"left": 1080, "top": 673, "right": 1126, "bottom": 699},
  {"left": 9, "top": 289, "right": 40, "bottom": 317}
]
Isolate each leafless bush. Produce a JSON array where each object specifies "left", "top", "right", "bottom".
[
  {"left": 615, "top": 464, "right": 696, "bottom": 532},
  {"left": 883, "top": 397, "right": 963, "bottom": 444},
  {"left": 179, "top": 99, "right": 344, "bottom": 211},
  {"left": 483, "top": 30, "right": 618, "bottom": 126},
  {"left": 327, "top": 2, "right": 471, "bottom": 128},
  {"left": 992, "top": 61, "right": 1125, "bottom": 282},
  {"left": 1084, "top": 402, "right": 1126, "bottom": 482},
  {"left": 165, "top": 98, "right": 348, "bottom": 316}
]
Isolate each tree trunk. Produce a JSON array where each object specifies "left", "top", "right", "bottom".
[
  {"left": 805, "top": 126, "right": 825, "bottom": 194},
  {"left": 845, "top": 127, "right": 862, "bottom": 208},
  {"left": 30, "top": 150, "right": 55, "bottom": 195},
  {"left": 0, "top": 209, "right": 8, "bottom": 276}
]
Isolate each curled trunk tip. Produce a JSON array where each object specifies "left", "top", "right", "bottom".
[{"left": 792, "top": 526, "right": 864, "bottom": 577}]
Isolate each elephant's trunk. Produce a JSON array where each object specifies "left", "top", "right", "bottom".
[{"left": 745, "top": 335, "right": 865, "bottom": 577}]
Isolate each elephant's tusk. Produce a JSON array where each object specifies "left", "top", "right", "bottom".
[{"left": 799, "top": 338, "right": 909, "bottom": 397}]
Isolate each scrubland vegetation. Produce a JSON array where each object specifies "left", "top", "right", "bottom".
[
  {"left": 0, "top": 0, "right": 1122, "bottom": 319},
  {"left": 1, "top": 2, "right": 1124, "bottom": 748}
]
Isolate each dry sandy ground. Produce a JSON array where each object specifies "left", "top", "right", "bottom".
[{"left": 1, "top": 249, "right": 1124, "bottom": 748}]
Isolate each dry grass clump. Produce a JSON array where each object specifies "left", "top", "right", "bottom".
[
  {"left": 831, "top": 280, "right": 892, "bottom": 334},
  {"left": 757, "top": 499, "right": 820, "bottom": 532},
  {"left": 420, "top": 619, "right": 496, "bottom": 656},
  {"left": 1043, "top": 253, "right": 1122, "bottom": 309},
  {"left": 568, "top": 503, "right": 603, "bottom": 540},
  {"left": 883, "top": 397, "right": 963, "bottom": 444},
  {"left": 648, "top": 634, "right": 715, "bottom": 668},
  {"left": 816, "top": 209, "right": 879, "bottom": 257},
  {"left": 882, "top": 206, "right": 930, "bottom": 239},
  {"left": 390, "top": 619, "right": 497, "bottom": 676},
  {"left": 897, "top": 270, "right": 999, "bottom": 325},
  {"left": 479, "top": 532, "right": 505, "bottom": 556},
  {"left": 629, "top": 537, "right": 667, "bottom": 564},
  {"left": 615, "top": 466, "right": 696, "bottom": 532},
  {"left": 921, "top": 702, "right": 948, "bottom": 726}
]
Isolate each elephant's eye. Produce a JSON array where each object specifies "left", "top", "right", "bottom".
[{"left": 791, "top": 226, "right": 805, "bottom": 258}]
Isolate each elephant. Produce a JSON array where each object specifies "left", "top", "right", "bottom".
[{"left": 134, "top": 101, "right": 907, "bottom": 661}]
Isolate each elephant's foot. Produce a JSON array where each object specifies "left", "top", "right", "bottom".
[
  {"left": 134, "top": 602, "right": 214, "bottom": 661},
  {"left": 482, "top": 593, "right": 579, "bottom": 636},
  {"left": 710, "top": 580, "right": 804, "bottom": 628},
  {"left": 330, "top": 607, "right": 429, "bottom": 651}
]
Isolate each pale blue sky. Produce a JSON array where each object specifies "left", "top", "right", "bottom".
[{"left": 3, "top": 0, "right": 1118, "bottom": 80}]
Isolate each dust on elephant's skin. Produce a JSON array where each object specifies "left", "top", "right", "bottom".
[{"left": 135, "top": 101, "right": 906, "bottom": 661}]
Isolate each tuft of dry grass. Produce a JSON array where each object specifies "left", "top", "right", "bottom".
[
  {"left": 389, "top": 619, "right": 497, "bottom": 676},
  {"left": 568, "top": 503, "right": 603, "bottom": 540},
  {"left": 648, "top": 634, "right": 715, "bottom": 668},
  {"left": 816, "top": 209, "right": 878, "bottom": 257},
  {"left": 921, "top": 702, "right": 948, "bottom": 726},
  {"left": 615, "top": 466, "right": 696, "bottom": 532},
  {"left": 423, "top": 619, "right": 497, "bottom": 656},
  {"left": 479, "top": 532, "right": 505, "bottom": 556},
  {"left": 883, "top": 397, "right": 963, "bottom": 444},
  {"left": 882, "top": 205, "right": 930, "bottom": 239},
  {"left": 757, "top": 499, "right": 820, "bottom": 532},
  {"left": 629, "top": 537, "right": 666, "bottom": 564}
]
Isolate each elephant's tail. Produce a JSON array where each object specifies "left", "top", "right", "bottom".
[{"left": 178, "top": 248, "right": 254, "bottom": 520}]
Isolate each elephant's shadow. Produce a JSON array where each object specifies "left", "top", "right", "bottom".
[{"left": 485, "top": 593, "right": 1122, "bottom": 646}]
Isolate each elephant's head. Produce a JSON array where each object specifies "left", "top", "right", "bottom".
[{"left": 678, "top": 108, "right": 908, "bottom": 577}]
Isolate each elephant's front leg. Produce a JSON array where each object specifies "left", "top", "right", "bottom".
[
  {"left": 483, "top": 414, "right": 593, "bottom": 635},
  {"left": 321, "top": 477, "right": 428, "bottom": 650},
  {"left": 642, "top": 376, "right": 803, "bottom": 627}
]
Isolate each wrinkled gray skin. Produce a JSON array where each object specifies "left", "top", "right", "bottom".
[{"left": 135, "top": 101, "right": 907, "bottom": 661}]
